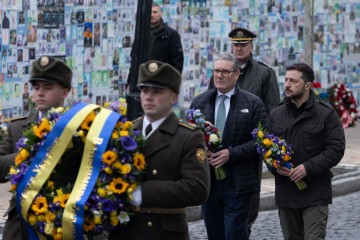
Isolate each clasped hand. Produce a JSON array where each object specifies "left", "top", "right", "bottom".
[
  {"left": 277, "top": 164, "right": 307, "bottom": 183},
  {"left": 207, "top": 149, "right": 229, "bottom": 168}
]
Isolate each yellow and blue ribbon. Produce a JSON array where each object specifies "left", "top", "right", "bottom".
[
  {"left": 62, "top": 108, "right": 121, "bottom": 239},
  {"left": 16, "top": 103, "right": 99, "bottom": 239}
]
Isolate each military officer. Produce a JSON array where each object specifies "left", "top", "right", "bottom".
[
  {"left": 0, "top": 55, "right": 72, "bottom": 240},
  {"left": 108, "top": 60, "right": 210, "bottom": 240}
]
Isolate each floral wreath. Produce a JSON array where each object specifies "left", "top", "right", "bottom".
[
  {"left": 9, "top": 99, "right": 146, "bottom": 239},
  {"left": 328, "top": 83, "right": 358, "bottom": 128}
]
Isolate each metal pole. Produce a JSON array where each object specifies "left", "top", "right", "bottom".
[
  {"left": 126, "top": 0, "right": 152, "bottom": 120},
  {"left": 303, "top": 0, "right": 314, "bottom": 67}
]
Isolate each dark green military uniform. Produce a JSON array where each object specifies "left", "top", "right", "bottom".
[{"left": 0, "top": 113, "right": 37, "bottom": 240}]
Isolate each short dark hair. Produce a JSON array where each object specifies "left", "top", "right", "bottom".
[{"left": 286, "top": 63, "right": 314, "bottom": 83}]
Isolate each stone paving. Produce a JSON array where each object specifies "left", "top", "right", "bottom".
[
  {"left": 0, "top": 124, "right": 358, "bottom": 239},
  {"left": 188, "top": 191, "right": 360, "bottom": 240}
]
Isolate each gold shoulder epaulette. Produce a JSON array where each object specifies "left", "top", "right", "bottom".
[
  {"left": 179, "top": 119, "right": 197, "bottom": 131},
  {"left": 10, "top": 116, "right": 28, "bottom": 122}
]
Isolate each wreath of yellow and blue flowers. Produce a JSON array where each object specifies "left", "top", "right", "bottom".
[{"left": 9, "top": 99, "right": 146, "bottom": 239}]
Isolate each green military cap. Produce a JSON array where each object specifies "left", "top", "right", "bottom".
[
  {"left": 30, "top": 55, "right": 72, "bottom": 89},
  {"left": 137, "top": 60, "right": 181, "bottom": 93},
  {"left": 228, "top": 27, "right": 257, "bottom": 43}
]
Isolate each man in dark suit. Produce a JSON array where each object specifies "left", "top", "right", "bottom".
[
  {"left": 0, "top": 55, "right": 72, "bottom": 239},
  {"left": 191, "top": 53, "right": 267, "bottom": 240},
  {"left": 208, "top": 28, "right": 281, "bottom": 235},
  {"left": 108, "top": 60, "right": 210, "bottom": 240}
]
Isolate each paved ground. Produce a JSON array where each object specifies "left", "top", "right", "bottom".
[
  {"left": 189, "top": 191, "right": 360, "bottom": 240},
  {"left": 0, "top": 124, "right": 358, "bottom": 239}
]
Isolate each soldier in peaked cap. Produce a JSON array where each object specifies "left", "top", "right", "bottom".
[
  {"left": 228, "top": 27, "right": 257, "bottom": 44},
  {"left": 108, "top": 60, "right": 210, "bottom": 240},
  {"left": 209, "top": 27, "right": 281, "bottom": 236},
  {"left": 0, "top": 55, "right": 72, "bottom": 240}
]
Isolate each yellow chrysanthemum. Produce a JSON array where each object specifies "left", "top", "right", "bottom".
[
  {"left": 110, "top": 215, "right": 119, "bottom": 226},
  {"left": 83, "top": 220, "right": 95, "bottom": 232},
  {"left": 37, "top": 214, "right": 46, "bottom": 222},
  {"left": 272, "top": 160, "right": 280, "bottom": 168},
  {"left": 120, "top": 130, "right": 129, "bottom": 137},
  {"left": 281, "top": 145, "right": 286, "bottom": 152},
  {"left": 283, "top": 154, "right": 291, "bottom": 162},
  {"left": 97, "top": 187, "right": 107, "bottom": 198},
  {"left": 9, "top": 166, "right": 17, "bottom": 175},
  {"left": 119, "top": 105, "right": 126, "bottom": 116},
  {"left": 94, "top": 215, "right": 102, "bottom": 224},
  {"left": 109, "top": 178, "right": 129, "bottom": 194},
  {"left": 103, "top": 102, "right": 110, "bottom": 108},
  {"left": 31, "top": 196, "right": 48, "bottom": 215},
  {"left": 102, "top": 150, "right": 117, "bottom": 165},
  {"left": 115, "top": 121, "right": 124, "bottom": 129},
  {"left": 257, "top": 130, "right": 264, "bottom": 139},
  {"left": 15, "top": 149, "right": 30, "bottom": 166},
  {"left": 28, "top": 214, "right": 37, "bottom": 225},
  {"left": 262, "top": 138, "right": 272, "bottom": 147},
  {"left": 45, "top": 211, "right": 56, "bottom": 223},
  {"left": 122, "top": 121, "right": 133, "bottom": 131},
  {"left": 120, "top": 163, "right": 131, "bottom": 175},
  {"left": 53, "top": 193, "right": 70, "bottom": 208},
  {"left": 104, "top": 167, "right": 113, "bottom": 175},
  {"left": 133, "top": 153, "right": 145, "bottom": 170},
  {"left": 80, "top": 111, "right": 96, "bottom": 130},
  {"left": 47, "top": 181, "right": 55, "bottom": 190},
  {"left": 112, "top": 131, "right": 120, "bottom": 139},
  {"left": 264, "top": 150, "right": 272, "bottom": 160},
  {"left": 33, "top": 118, "right": 51, "bottom": 138},
  {"left": 112, "top": 161, "right": 122, "bottom": 170}
]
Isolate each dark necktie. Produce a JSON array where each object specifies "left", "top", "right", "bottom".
[
  {"left": 216, "top": 95, "right": 227, "bottom": 134},
  {"left": 145, "top": 124, "right": 152, "bottom": 136}
]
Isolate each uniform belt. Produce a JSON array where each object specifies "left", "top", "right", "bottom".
[{"left": 136, "top": 207, "right": 186, "bottom": 214}]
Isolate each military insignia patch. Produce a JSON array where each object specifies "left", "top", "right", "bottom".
[
  {"left": 196, "top": 148, "right": 206, "bottom": 163},
  {"left": 237, "top": 31, "right": 243, "bottom": 37},
  {"left": 40, "top": 56, "right": 49, "bottom": 66},
  {"left": 148, "top": 62, "right": 158, "bottom": 72}
]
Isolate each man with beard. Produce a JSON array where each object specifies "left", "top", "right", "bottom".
[
  {"left": 149, "top": 3, "right": 183, "bottom": 73},
  {"left": 266, "top": 63, "right": 345, "bottom": 239}
]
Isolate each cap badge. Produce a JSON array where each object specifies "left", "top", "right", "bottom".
[
  {"left": 40, "top": 56, "right": 49, "bottom": 66},
  {"left": 237, "top": 31, "right": 243, "bottom": 37},
  {"left": 148, "top": 62, "right": 158, "bottom": 73}
]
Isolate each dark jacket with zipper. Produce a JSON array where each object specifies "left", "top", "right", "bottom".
[{"left": 266, "top": 92, "right": 345, "bottom": 208}]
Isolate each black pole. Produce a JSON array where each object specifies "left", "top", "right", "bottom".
[{"left": 126, "top": 0, "right": 152, "bottom": 120}]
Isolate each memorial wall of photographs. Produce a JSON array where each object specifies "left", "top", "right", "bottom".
[
  {"left": 0, "top": 0, "right": 135, "bottom": 119},
  {"left": 0, "top": 0, "right": 359, "bottom": 119}
]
